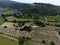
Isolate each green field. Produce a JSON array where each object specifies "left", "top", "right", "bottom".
[
  {"left": 6, "top": 16, "right": 34, "bottom": 21},
  {"left": 24, "top": 40, "right": 51, "bottom": 45},
  {"left": 0, "top": 8, "right": 12, "bottom": 15},
  {"left": 0, "top": 36, "right": 18, "bottom": 45},
  {"left": 45, "top": 16, "right": 60, "bottom": 22},
  {"left": 6, "top": 16, "right": 60, "bottom": 22},
  {"left": 0, "top": 17, "right": 5, "bottom": 25}
]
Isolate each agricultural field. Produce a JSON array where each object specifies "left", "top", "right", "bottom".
[
  {"left": 0, "top": 8, "right": 12, "bottom": 15},
  {"left": 0, "top": 36, "right": 18, "bottom": 45},
  {"left": 24, "top": 40, "right": 51, "bottom": 45},
  {"left": 1, "top": 0, "right": 60, "bottom": 45},
  {"left": 45, "top": 16, "right": 60, "bottom": 22},
  {"left": 0, "top": 16, "right": 5, "bottom": 25},
  {"left": 6, "top": 16, "right": 34, "bottom": 22}
]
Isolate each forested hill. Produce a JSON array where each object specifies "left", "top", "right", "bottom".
[
  {"left": 0, "top": 0, "right": 60, "bottom": 15},
  {"left": 0, "top": 0, "right": 29, "bottom": 9},
  {"left": 20, "top": 3, "right": 60, "bottom": 16}
]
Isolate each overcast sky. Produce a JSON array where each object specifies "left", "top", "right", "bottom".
[{"left": 12, "top": 0, "right": 60, "bottom": 6}]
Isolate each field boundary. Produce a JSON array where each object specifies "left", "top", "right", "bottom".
[{"left": 0, "top": 34, "right": 18, "bottom": 41}]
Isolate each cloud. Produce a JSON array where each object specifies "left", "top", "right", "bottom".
[{"left": 12, "top": 0, "right": 60, "bottom": 5}]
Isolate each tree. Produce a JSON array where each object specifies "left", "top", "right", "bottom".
[
  {"left": 42, "top": 40, "right": 46, "bottom": 44},
  {"left": 54, "top": 24, "right": 60, "bottom": 27},
  {"left": 55, "top": 19, "right": 57, "bottom": 22},
  {"left": 4, "top": 26, "right": 7, "bottom": 28},
  {"left": 34, "top": 21, "right": 45, "bottom": 27},
  {"left": 19, "top": 37, "right": 25, "bottom": 45},
  {"left": 5, "top": 18, "right": 8, "bottom": 22},
  {"left": 50, "top": 41, "right": 55, "bottom": 45},
  {"left": 13, "top": 20, "right": 16, "bottom": 23},
  {"left": 13, "top": 24, "right": 15, "bottom": 27},
  {"left": 19, "top": 37, "right": 31, "bottom": 45},
  {"left": 58, "top": 31, "right": 60, "bottom": 35},
  {"left": 20, "top": 26, "right": 32, "bottom": 32},
  {"left": 18, "top": 21, "right": 25, "bottom": 27}
]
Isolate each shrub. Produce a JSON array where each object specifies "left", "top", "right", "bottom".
[
  {"left": 34, "top": 21, "right": 45, "bottom": 27},
  {"left": 18, "top": 37, "right": 31, "bottom": 45},
  {"left": 20, "top": 26, "right": 32, "bottom": 32},
  {"left": 50, "top": 41, "right": 55, "bottom": 45},
  {"left": 19, "top": 37, "right": 25, "bottom": 45},
  {"left": 4, "top": 26, "right": 7, "bottom": 28},
  {"left": 13, "top": 24, "right": 16, "bottom": 27},
  {"left": 58, "top": 31, "right": 60, "bottom": 35},
  {"left": 42, "top": 40, "right": 46, "bottom": 44},
  {"left": 13, "top": 20, "right": 16, "bottom": 23}
]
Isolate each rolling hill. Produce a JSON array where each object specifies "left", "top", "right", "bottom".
[{"left": 0, "top": 0, "right": 60, "bottom": 15}]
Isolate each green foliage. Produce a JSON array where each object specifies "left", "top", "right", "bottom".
[
  {"left": 0, "top": 16, "right": 5, "bottom": 25},
  {"left": 45, "top": 16, "right": 60, "bottom": 22},
  {"left": 19, "top": 37, "right": 31, "bottom": 45},
  {"left": 34, "top": 21, "right": 45, "bottom": 27},
  {"left": 54, "top": 24, "right": 60, "bottom": 27},
  {"left": 0, "top": 8, "right": 12, "bottom": 15},
  {"left": 18, "top": 21, "right": 25, "bottom": 27},
  {"left": 21, "top": 26, "right": 32, "bottom": 32},
  {"left": 58, "top": 31, "right": 60, "bottom": 35},
  {"left": 19, "top": 37, "right": 25, "bottom": 45},
  {"left": 42, "top": 40, "right": 46, "bottom": 44},
  {"left": 13, "top": 20, "right": 17, "bottom": 23},
  {"left": 50, "top": 41, "right": 55, "bottom": 45},
  {"left": 4, "top": 26, "right": 7, "bottom": 28}
]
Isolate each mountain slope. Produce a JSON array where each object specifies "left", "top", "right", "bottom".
[
  {"left": 0, "top": 0, "right": 29, "bottom": 9},
  {"left": 0, "top": 0, "right": 60, "bottom": 15},
  {"left": 20, "top": 3, "right": 60, "bottom": 16}
]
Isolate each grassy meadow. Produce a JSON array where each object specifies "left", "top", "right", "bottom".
[
  {"left": 0, "top": 36, "right": 18, "bottom": 45},
  {"left": 6, "top": 16, "right": 34, "bottom": 22},
  {"left": 0, "top": 17, "right": 5, "bottom": 25},
  {"left": 24, "top": 40, "right": 51, "bottom": 45},
  {"left": 45, "top": 16, "right": 60, "bottom": 22}
]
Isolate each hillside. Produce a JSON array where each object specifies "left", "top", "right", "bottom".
[
  {"left": 0, "top": 1, "right": 60, "bottom": 45},
  {"left": 21, "top": 3, "right": 60, "bottom": 16},
  {"left": 0, "top": 0, "right": 60, "bottom": 16},
  {"left": 0, "top": 0, "right": 29, "bottom": 9}
]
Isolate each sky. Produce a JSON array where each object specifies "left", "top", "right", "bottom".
[{"left": 12, "top": 0, "right": 60, "bottom": 6}]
